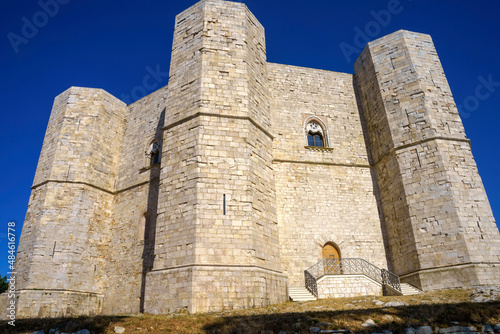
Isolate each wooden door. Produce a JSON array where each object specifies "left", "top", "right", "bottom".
[
  {"left": 322, "top": 244, "right": 340, "bottom": 259},
  {"left": 322, "top": 243, "right": 341, "bottom": 274}
]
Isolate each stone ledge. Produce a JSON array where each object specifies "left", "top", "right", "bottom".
[{"left": 305, "top": 145, "right": 335, "bottom": 152}]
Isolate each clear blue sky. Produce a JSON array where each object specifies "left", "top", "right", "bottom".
[{"left": 1, "top": 0, "right": 499, "bottom": 277}]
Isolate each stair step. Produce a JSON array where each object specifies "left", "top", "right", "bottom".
[
  {"left": 288, "top": 286, "right": 317, "bottom": 302},
  {"left": 400, "top": 283, "right": 422, "bottom": 295}
]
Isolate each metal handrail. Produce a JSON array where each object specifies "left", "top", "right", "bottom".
[
  {"left": 304, "top": 270, "right": 317, "bottom": 297},
  {"left": 304, "top": 258, "right": 401, "bottom": 296}
]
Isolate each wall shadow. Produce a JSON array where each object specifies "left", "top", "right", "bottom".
[
  {"left": 139, "top": 108, "right": 165, "bottom": 312},
  {"left": 5, "top": 300, "right": 499, "bottom": 333}
]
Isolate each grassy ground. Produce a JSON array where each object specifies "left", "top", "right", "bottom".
[{"left": 3, "top": 289, "right": 500, "bottom": 334}]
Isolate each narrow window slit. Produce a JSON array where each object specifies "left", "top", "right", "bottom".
[
  {"left": 405, "top": 109, "right": 411, "bottom": 125},
  {"left": 223, "top": 194, "right": 226, "bottom": 215},
  {"left": 52, "top": 242, "right": 56, "bottom": 257},
  {"left": 429, "top": 70, "right": 436, "bottom": 86}
]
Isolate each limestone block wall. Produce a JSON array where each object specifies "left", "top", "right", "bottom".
[
  {"left": 354, "top": 30, "right": 500, "bottom": 290},
  {"left": 145, "top": 0, "right": 286, "bottom": 314},
  {"left": 148, "top": 0, "right": 205, "bottom": 274},
  {"left": 317, "top": 275, "right": 383, "bottom": 299},
  {"left": 102, "top": 87, "right": 166, "bottom": 314},
  {"left": 102, "top": 176, "right": 160, "bottom": 314},
  {"left": 15, "top": 87, "right": 126, "bottom": 317},
  {"left": 160, "top": 0, "right": 203, "bottom": 128},
  {"left": 189, "top": 0, "right": 281, "bottom": 273},
  {"left": 32, "top": 87, "right": 126, "bottom": 190},
  {"left": 15, "top": 290, "right": 103, "bottom": 319},
  {"left": 189, "top": 267, "right": 287, "bottom": 313},
  {"left": 115, "top": 86, "right": 167, "bottom": 190},
  {"left": 146, "top": 266, "right": 288, "bottom": 314},
  {"left": 13, "top": 0, "right": 500, "bottom": 319},
  {"left": 16, "top": 183, "right": 113, "bottom": 293},
  {"left": 268, "top": 63, "right": 388, "bottom": 286}
]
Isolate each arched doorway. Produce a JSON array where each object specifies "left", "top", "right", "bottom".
[
  {"left": 322, "top": 242, "right": 341, "bottom": 274},
  {"left": 322, "top": 243, "right": 340, "bottom": 259}
]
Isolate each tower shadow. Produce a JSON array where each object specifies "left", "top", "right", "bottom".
[{"left": 139, "top": 108, "right": 165, "bottom": 312}]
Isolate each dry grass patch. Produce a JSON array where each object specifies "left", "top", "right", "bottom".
[{"left": 2, "top": 289, "right": 500, "bottom": 334}]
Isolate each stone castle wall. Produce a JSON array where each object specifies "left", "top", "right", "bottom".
[
  {"left": 101, "top": 87, "right": 166, "bottom": 314},
  {"left": 354, "top": 30, "right": 500, "bottom": 290},
  {"left": 11, "top": 0, "right": 500, "bottom": 319},
  {"left": 15, "top": 87, "right": 126, "bottom": 317},
  {"left": 268, "top": 63, "right": 388, "bottom": 285},
  {"left": 145, "top": 0, "right": 286, "bottom": 314}
]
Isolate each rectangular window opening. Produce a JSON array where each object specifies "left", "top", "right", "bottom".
[{"left": 223, "top": 194, "right": 226, "bottom": 215}]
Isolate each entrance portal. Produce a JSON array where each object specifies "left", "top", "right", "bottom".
[{"left": 322, "top": 242, "right": 341, "bottom": 274}]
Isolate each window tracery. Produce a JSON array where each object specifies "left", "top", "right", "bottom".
[{"left": 304, "top": 118, "right": 328, "bottom": 148}]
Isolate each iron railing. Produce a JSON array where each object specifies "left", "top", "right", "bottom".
[
  {"left": 304, "top": 258, "right": 401, "bottom": 297},
  {"left": 381, "top": 268, "right": 401, "bottom": 293},
  {"left": 304, "top": 269, "right": 317, "bottom": 297}
]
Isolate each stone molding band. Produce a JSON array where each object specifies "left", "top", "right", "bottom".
[
  {"left": 31, "top": 178, "right": 157, "bottom": 195},
  {"left": 373, "top": 136, "right": 471, "bottom": 167},
  {"left": 273, "top": 158, "right": 371, "bottom": 169},
  {"left": 162, "top": 112, "right": 274, "bottom": 140},
  {"left": 115, "top": 179, "right": 157, "bottom": 194},
  {"left": 31, "top": 136, "right": 470, "bottom": 194},
  {"left": 151, "top": 263, "right": 286, "bottom": 276},
  {"left": 399, "top": 261, "right": 500, "bottom": 279},
  {"left": 16, "top": 288, "right": 104, "bottom": 296}
]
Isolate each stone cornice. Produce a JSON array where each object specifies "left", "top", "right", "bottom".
[{"left": 162, "top": 112, "right": 274, "bottom": 140}]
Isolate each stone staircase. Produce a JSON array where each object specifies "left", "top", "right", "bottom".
[
  {"left": 400, "top": 283, "right": 422, "bottom": 295},
  {"left": 288, "top": 286, "right": 317, "bottom": 302},
  {"left": 289, "top": 283, "right": 421, "bottom": 301}
]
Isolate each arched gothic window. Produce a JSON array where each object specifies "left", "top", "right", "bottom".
[
  {"left": 306, "top": 120, "right": 326, "bottom": 147},
  {"left": 148, "top": 140, "right": 160, "bottom": 166}
]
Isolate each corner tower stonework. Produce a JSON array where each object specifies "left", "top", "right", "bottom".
[
  {"left": 354, "top": 30, "right": 500, "bottom": 290},
  {"left": 14, "top": 87, "right": 126, "bottom": 317},
  {"left": 143, "top": 0, "right": 287, "bottom": 313}
]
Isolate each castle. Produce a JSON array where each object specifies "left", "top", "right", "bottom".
[{"left": 12, "top": 0, "right": 500, "bottom": 318}]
